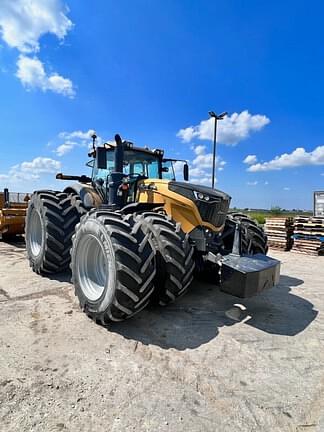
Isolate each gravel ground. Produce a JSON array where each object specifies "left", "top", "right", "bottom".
[{"left": 0, "top": 239, "right": 323, "bottom": 432}]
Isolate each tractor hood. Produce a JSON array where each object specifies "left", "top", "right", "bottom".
[
  {"left": 168, "top": 181, "right": 231, "bottom": 229},
  {"left": 168, "top": 181, "right": 231, "bottom": 202}
]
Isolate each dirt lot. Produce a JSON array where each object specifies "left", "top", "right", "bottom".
[{"left": 0, "top": 239, "right": 323, "bottom": 432}]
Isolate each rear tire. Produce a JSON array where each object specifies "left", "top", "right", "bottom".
[
  {"left": 134, "top": 212, "right": 195, "bottom": 306},
  {"left": 71, "top": 209, "right": 156, "bottom": 323},
  {"left": 25, "top": 191, "right": 83, "bottom": 274},
  {"left": 26, "top": 191, "right": 65, "bottom": 274}
]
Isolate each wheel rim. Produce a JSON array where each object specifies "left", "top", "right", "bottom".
[
  {"left": 76, "top": 234, "right": 108, "bottom": 301},
  {"left": 29, "top": 208, "right": 44, "bottom": 257}
]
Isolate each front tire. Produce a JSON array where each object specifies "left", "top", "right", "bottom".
[
  {"left": 71, "top": 209, "right": 156, "bottom": 323},
  {"left": 134, "top": 212, "right": 195, "bottom": 306},
  {"left": 223, "top": 212, "right": 268, "bottom": 254}
]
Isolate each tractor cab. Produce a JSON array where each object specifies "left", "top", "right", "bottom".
[
  {"left": 89, "top": 134, "right": 188, "bottom": 207},
  {"left": 56, "top": 134, "right": 189, "bottom": 210}
]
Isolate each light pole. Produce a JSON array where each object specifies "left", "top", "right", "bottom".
[{"left": 208, "top": 111, "right": 227, "bottom": 188}]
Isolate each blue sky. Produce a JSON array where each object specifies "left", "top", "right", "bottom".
[{"left": 1, "top": 0, "right": 324, "bottom": 210}]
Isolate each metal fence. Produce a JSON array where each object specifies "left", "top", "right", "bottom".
[
  {"left": 0, "top": 191, "right": 31, "bottom": 207},
  {"left": 6, "top": 192, "right": 31, "bottom": 204}
]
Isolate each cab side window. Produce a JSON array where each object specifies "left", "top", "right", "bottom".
[{"left": 162, "top": 161, "right": 175, "bottom": 180}]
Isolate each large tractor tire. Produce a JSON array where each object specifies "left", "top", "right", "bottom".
[
  {"left": 60, "top": 192, "right": 86, "bottom": 269},
  {"left": 70, "top": 209, "right": 156, "bottom": 323},
  {"left": 134, "top": 212, "right": 195, "bottom": 306},
  {"left": 25, "top": 191, "right": 81, "bottom": 274},
  {"left": 223, "top": 212, "right": 268, "bottom": 255}
]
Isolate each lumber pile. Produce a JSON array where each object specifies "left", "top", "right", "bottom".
[
  {"left": 264, "top": 217, "right": 294, "bottom": 251},
  {"left": 292, "top": 216, "right": 324, "bottom": 256}
]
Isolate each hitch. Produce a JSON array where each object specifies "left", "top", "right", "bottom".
[{"left": 207, "top": 220, "right": 281, "bottom": 298}]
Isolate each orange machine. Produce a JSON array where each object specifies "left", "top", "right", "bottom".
[{"left": 0, "top": 189, "right": 29, "bottom": 240}]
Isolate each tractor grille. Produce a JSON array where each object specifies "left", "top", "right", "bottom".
[{"left": 196, "top": 197, "right": 230, "bottom": 228}]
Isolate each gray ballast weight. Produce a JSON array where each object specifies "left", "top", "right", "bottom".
[{"left": 220, "top": 253, "right": 280, "bottom": 298}]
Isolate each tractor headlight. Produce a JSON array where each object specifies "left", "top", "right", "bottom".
[{"left": 194, "top": 191, "right": 211, "bottom": 201}]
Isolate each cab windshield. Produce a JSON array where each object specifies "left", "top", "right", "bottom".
[{"left": 92, "top": 149, "right": 175, "bottom": 182}]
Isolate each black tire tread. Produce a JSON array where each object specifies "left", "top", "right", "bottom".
[
  {"left": 71, "top": 210, "right": 156, "bottom": 323},
  {"left": 26, "top": 190, "right": 86, "bottom": 274},
  {"left": 227, "top": 212, "right": 268, "bottom": 254},
  {"left": 134, "top": 212, "right": 195, "bottom": 306}
]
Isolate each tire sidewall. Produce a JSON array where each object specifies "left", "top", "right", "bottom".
[
  {"left": 71, "top": 217, "right": 117, "bottom": 314},
  {"left": 25, "top": 195, "right": 46, "bottom": 270}
]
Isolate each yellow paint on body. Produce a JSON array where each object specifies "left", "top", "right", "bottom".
[{"left": 137, "top": 179, "right": 223, "bottom": 233}]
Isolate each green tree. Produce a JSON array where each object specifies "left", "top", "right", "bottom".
[{"left": 270, "top": 206, "right": 282, "bottom": 215}]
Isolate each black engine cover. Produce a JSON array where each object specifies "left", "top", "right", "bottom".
[{"left": 168, "top": 181, "right": 231, "bottom": 228}]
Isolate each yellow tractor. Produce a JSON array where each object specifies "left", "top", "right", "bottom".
[
  {"left": 25, "top": 134, "right": 280, "bottom": 324},
  {"left": 0, "top": 189, "right": 29, "bottom": 240}
]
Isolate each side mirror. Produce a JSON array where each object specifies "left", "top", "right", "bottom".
[
  {"left": 97, "top": 147, "right": 107, "bottom": 169},
  {"left": 183, "top": 163, "right": 189, "bottom": 181}
]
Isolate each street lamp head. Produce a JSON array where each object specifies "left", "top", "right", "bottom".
[
  {"left": 218, "top": 112, "right": 228, "bottom": 119},
  {"left": 208, "top": 111, "right": 228, "bottom": 120}
]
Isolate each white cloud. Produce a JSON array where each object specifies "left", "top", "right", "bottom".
[
  {"left": 54, "top": 129, "right": 100, "bottom": 155},
  {"left": 0, "top": 157, "right": 61, "bottom": 187},
  {"left": 247, "top": 181, "right": 258, "bottom": 186},
  {"left": 58, "top": 129, "right": 100, "bottom": 147},
  {"left": 190, "top": 177, "right": 213, "bottom": 186},
  {"left": 172, "top": 160, "right": 185, "bottom": 177},
  {"left": 321, "top": 173, "right": 324, "bottom": 176},
  {"left": 59, "top": 129, "right": 96, "bottom": 141},
  {"left": 54, "top": 141, "right": 77, "bottom": 156},
  {"left": 192, "top": 143, "right": 226, "bottom": 170},
  {"left": 172, "top": 161, "right": 207, "bottom": 182},
  {"left": 192, "top": 152, "right": 213, "bottom": 168},
  {"left": 177, "top": 110, "right": 270, "bottom": 145},
  {"left": 0, "top": 0, "right": 75, "bottom": 97},
  {"left": 248, "top": 146, "right": 324, "bottom": 172},
  {"left": 172, "top": 144, "right": 225, "bottom": 185},
  {"left": 243, "top": 154, "right": 258, "bottom": 165},
  {"left": 178, "top": 126, "right": 195, "bottom": 143},
  {"left": 19, "top": 157, "right": 61, "bottom": 173},
  {"left": 193, "top": 145, "right": 206, "bottom": 156},
  {"left": 192, "top": 152, "right": 226, "bottom": 170},
  {"left": 0, "top": 0, "right": 72, "bottom": 53},
  {"left": 283, "top": 187, "right": 291, "bottom": 191},
  {"left": 16, "top": 55, "right": 75, "bottom": 97},
  {"left": 264, "top": 181, "right": 269, "bottom": 185},
  {"left": 189, "top": 167, "right": 207, "bottom": 177}
]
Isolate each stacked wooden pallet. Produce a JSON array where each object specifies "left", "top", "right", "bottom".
[
  {"left": 264, "top": 217, "right": 294, "bottom": 251},
  {"left": 292, "top": 216, "right": 324, "bottom": 256}
]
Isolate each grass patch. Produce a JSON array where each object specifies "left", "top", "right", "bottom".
[{"left": 231, "top": 209, "right": 313, "bottom": 225}]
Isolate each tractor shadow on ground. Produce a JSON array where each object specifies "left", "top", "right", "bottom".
[
  {"left": 47, "top": 271, "right": 72, "bottom": 284},
  {"left": 0, "top": 235, "right": 26, "bottom": 249},
  {"left": 109, "top": 275, "right": 318, "bottom": 350}
]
